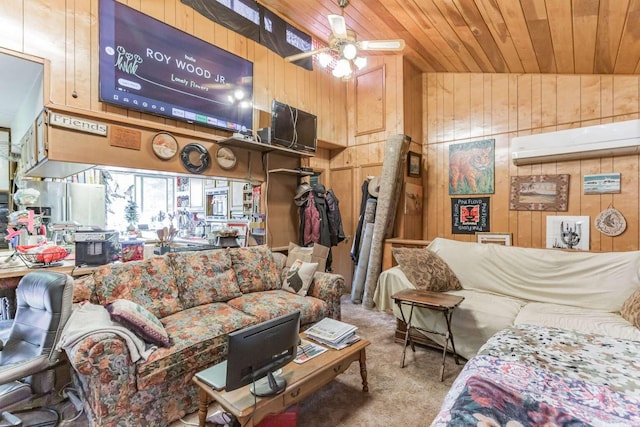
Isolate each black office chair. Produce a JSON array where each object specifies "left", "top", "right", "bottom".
[{"left": 0, "top": 272, "right": 74, "bottom": 426}]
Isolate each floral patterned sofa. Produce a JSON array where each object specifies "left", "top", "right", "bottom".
[{"left": 64, "top": 245, "right": 344, "bottom": 427}]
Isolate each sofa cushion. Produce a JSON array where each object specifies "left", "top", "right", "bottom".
[
  {"left": 227, "top": 290, "right": 328, "bottom": 326},
  {"left": 93, "top": 256, "right": 183, "bottom": 318},
  {"left": 282, "top": 259, "right": 318, "bottom": 296},
  {"left": 427, "top": 237, "right": 640, "bottom": 312},
  {"left": 136, "top": 303, "right": 258, "bottom": 391},
  {"left": 106, "top": 298, "right": 170, "bottom": 347},
  {"left": 516, "top": 301, "right": 640, "bottom": 341},
  {"left": 391, "top": 247, "right": 462, "bottom": 292},
  {"left": 228, "top": 246, "right": 281, "bottom": 293},
  {"left": 169, "top": 250, "right": 242, "bottom": 308}
]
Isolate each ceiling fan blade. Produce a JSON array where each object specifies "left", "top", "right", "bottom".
[
  {"left": 327, "top": 14, "right": 347, "bottom": 38},
  {"left": 285, "top": 47, "right": 331, "bottom": 63},
  {"left": 358, "top": 39, "right": 406, "bottom": 51}
]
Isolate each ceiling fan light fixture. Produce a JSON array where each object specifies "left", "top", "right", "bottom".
[
  {"left": 354, "top": 56, "right": 367, "bottom": 70},
  {"left": 317, "top": 52, "right": 332, "bottom": 68},
  {"left": 342, "top": 43, "right": 357, "bottom": 60},
  {"left": 333, "top": 58, "right": 352, "bottom": 78}
]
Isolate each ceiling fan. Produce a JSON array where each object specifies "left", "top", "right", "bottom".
[{"left": 284, "top": 0, "right": 405, "bottom": 77}]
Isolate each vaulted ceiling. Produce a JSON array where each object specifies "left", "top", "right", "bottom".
[{"left": 261, "top": 0, "right": 640, "bottom": 74}]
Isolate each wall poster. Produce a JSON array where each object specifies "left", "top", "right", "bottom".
[
  {"left": 451, "top": 197, "right": 490, "bottom": 234},
  {"left": 448, "top": 139, "right": 495, "bottom": 195}
]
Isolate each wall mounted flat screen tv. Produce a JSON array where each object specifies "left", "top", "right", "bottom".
[
  {"left": 99, "top": 0, "right": 253, "bottom": 133},
  {"left": 271, "top": 100, "right": 317, "bottom": 153}
]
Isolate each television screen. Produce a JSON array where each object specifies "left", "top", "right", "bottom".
[
  {"left": 98, "top": 0, "right": 253, "bottom": 133},
  {"left": 271, "top": 100, "right": 317, "bottom": 152}
]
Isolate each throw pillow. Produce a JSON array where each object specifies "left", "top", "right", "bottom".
[
  {"left": 229, "top": 246, "right": 281, "bottom": 293},
  {"left": 282, "top": 259, "right": 318, "bottom": 296},
  {"left": 287, "top": 242, "right": 329, "bottom": 273},
  {"left": 72, "top": 274, "right": 95, "bottom": 303},
  {"left": 106, "top": 298, "right": 170, "bottom": 347},
  {"left": 621, "top": 289, "right": 640, "bottom": 328},
  {"left": 392, "top": 248, "right": 462, "bottom": 292},
  {"left": 169, "top": 250, "right": 242, "bottom": 307}
]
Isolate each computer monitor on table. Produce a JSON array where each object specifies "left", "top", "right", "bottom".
[{"left": 226, "top": 311, "right": 301, "bottom": 397}]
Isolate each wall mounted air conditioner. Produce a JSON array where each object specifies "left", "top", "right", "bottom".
[{"left": 511, "top": 119, "right": 640, "bottom": 165}]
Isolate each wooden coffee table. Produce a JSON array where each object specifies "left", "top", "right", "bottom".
[{"left": 193, "top": 334, "right": 370, "bottom": 427}]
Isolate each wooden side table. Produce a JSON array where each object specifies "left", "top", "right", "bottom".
[{"left": 391, "top": 289, "right": 464, "bottom": 381}]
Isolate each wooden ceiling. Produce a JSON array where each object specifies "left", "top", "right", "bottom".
[{"left": 260, "top": 0, "right": 640, "bottom": 74}]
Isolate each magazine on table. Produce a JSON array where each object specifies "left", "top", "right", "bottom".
[
  {"left": 294, "top": 339, "right": 328, "bottom": 364},
  {"left": 305, "top": 318, "right": 358, "bottom": 345},
  {"left": 308, "top": 332, "right": 361, "bottom": 350}
]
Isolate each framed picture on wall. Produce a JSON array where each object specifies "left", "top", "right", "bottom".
[
  {"left": 583, "top": 173, "right": 621, "bottom": 194},
  {"left": 509, "top": 174, "right": 569, "bottom": 211},
  {"left": 407, "top": 152, "right": 422, "bottom": 177},
  {"left": 476, "top": 232, "right": 512, "bottom": 246},
  {"left": 448, "top": 139, "right": 495, "bottom": 195}
]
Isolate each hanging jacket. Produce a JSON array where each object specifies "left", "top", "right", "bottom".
[
  {"left": 325, "top": 189, "right": 345, "bottom": 246},
  {"left": 302, "top": 192, "right": 320, "bottom": 246},
  {"left": 312, "top": 185, "right": 331, "bottom": 248},
  {"left": 312, "top": 184, "right": 332, "bottom": 271}
]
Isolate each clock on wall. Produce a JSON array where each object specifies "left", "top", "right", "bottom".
[{"left": 215, "top": 147, "right": 237, "bottom": 170}]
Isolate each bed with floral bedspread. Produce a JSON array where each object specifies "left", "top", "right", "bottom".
[{"left": 431, "top": 324, "right": 640, "bottom": 427}]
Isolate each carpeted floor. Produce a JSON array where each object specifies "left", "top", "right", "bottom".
[
  {"left": 294, "top": 296, "right": 465, "bottom": 427},
  {"left": 177, "top": 295, "right": 465, "bottom": 427}
]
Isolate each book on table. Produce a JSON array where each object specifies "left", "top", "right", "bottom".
[{"left": 305, "top": 318, "right": 358, "bottom": 348}]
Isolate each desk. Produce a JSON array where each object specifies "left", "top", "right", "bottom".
[
  {"left": 392, "top": 289, "right": 463, "bottom": 381},
  {"left": 193, "top": 336, "right": 370, "bottom": 427}
]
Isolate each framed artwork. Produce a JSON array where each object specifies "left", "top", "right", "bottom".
[
  {"left": 546, "top": 216, "right": 590, "bottom": 250},
  {"left": 583, "top": 173, "right": 621, "bottom": 194},
  {"left": 509, "top": 174, "right": 569, "bottom": 211},
  {"left": 407, "top": 151, "right": 422, "bottom": 177},
  {"left": 404, "top": 182, "right": 423, "bottom": 215},
  {"left": 476, "top": 232, "right": 512, "bottom": 246},
  {"left": 449, "top": 139, "right": 495, "bottom": 195},
  {"left": 451, "top": 197, "right": 490, "bottom": 234}
]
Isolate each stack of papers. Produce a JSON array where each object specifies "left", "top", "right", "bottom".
[
  {"left": 294, "top": 339, "right": 327, "bottom": 364},
  {"left": 305, "top": 318, "right": 360, "bottom": 350}
]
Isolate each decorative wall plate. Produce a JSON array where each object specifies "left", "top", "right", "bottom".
[
  {"left": 180, "top": 143, "right": 210, "bottom": 174},
  {"left": 215, "top": 147, "right": 237, "bottom": 170},
  {"left": 151, "top": 132, "right": 178, "bottom": 160},
  {"left": 595, "top": 207, "right": 626, "bottom": 237}
]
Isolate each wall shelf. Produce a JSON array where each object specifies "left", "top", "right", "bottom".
[
  {"left": 217, "top": 137, "right": 314, "bottom": 158},
  {"left": 268, "top": 168, "right": 314, "bottom": 176}
]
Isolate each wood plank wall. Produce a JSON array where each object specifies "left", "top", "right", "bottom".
[
  {"left": 0, "top": 0, "right": 352, "bottom": 251},
  {"left": 0, "top": 0, "right": 347, "bottom": 147},
  {"left": 323, "top": 55, "right": 424, "bottom": 245},
  {"left": 424, "top": 73, "right": 640, "bottom": 251}
]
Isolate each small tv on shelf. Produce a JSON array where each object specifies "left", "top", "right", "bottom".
[
  {"left": 98, "top": 0, "right": 253, "bottom": 133},
  {"left": 271, "top": 100, "right": 317, "bottom": 153},
  {"left": 226, "top": 310, "right": 301, "bottom": 397}
]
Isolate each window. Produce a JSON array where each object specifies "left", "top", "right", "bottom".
[{"left": 106, "top": 172, "right": 173, "bottom": 233}]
